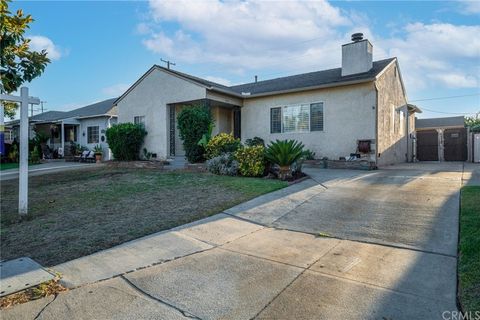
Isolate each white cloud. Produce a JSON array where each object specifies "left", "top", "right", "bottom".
[
  {"left": 139, "top": 0, "right": 479, "bottom": 93},
  {"left": 458, "top": 0, "right": 480, "bottom": 15},
  {"left": 142, "top": 0, "right": 351, "bottom": 72},
  {"left": 379, "top": 23, "right": 480, "bottom": 90},
  {"left": 204, "top": 76, "right": 232, "bottom": 86},
  {"left": 28, "top": 35, "right": 63, "bottom": 60},
  {"left": 102, "top": 83, "right": 130, "bottom": 97}
]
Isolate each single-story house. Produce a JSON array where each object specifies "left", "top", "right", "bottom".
[
  {"left": 415, "top": 116, "right": 467, "bottom": 161},
  {"left": 7, "top": 98, "right": 117, "bottom": 160},
  {"left": 114, "top": 33, "right": 421, "bottom": 166}
]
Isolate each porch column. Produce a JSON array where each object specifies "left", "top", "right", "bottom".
[{"left": 61, "top": 120, "right": 65, "bottom": 157}]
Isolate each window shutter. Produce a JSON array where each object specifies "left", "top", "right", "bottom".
[
  {"left": 310, "top": 102, "right": 324, "bottom": 131},
  {"left": 270, "top": 107, "right": 282, "bottom": 133}
]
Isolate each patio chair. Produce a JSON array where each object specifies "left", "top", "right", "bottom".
[
  {"left": 79, "top": 150, "right": 90, "bottom": 162},
  {"left": 86, "top": 151, "right": 96, "bottom": 163}
]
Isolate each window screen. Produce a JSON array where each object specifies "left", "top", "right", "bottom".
[
  {"left": 270, "top": 107, "right": 282, "bottom": 133},
  {"left": 310, "top": 102, "right": 324, "bottom": 131},
  {"left": 87, "top": 126, "right": 99, "bottom": 144}
]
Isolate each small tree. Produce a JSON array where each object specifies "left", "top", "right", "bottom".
[
  {"left": 106, "top": 123, "right": 147, "bottom": 161},
  {"left": 177, "top": 105, "right": 212, "bottom": 163},
  {"left": 1, "top": 0, "right": 50, "bottom": 118},
  {"left": 465, "top": 116, "right": 480, "bottom": 133}
]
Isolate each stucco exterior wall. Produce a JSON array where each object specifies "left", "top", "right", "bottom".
[
  {"left": 212, "top": 106, "right": 233, "bottom": 136},
  {"left": 206, "top": 91, "right": 243, "bottom": 106},
  {"left": 241, "top": 83, "right": 377, "bottom": 160},
  {"left": 116, "top": 68, "right": 207, "bottom": 159},
  {"left": 78, "top": 116, "right": 115, "bottom": 160},
  {"left": 375, "top": 62, "right": 409, "bottom": 166}
]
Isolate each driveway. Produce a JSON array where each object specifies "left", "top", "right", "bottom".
[
  {"left": 2, "top": 162, "right": 467, "bottom": 319},
  {"left": 274, "top": 163, "right": 463, "bottom": 256}
]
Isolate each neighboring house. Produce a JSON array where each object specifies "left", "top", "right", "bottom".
[
  {"left": 415, "top": 116, "right": 467, "bottom": 161},
  {"left": 7, "top": 98, "right": 118, "bottom": 160},
  {"left": 114, "top": 34, "right": 421, "bottom": 166}
]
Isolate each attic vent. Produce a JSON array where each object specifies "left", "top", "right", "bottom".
[
  {"left": 241, "top": 92, "right": 251, "bottom": 96},
  {"left": 351, "top": 33, "right": 364, "bottom": 42}
]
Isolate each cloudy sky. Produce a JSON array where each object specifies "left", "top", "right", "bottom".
[{"left": 12, "top": 0, "right": 480, "bottom": 118}]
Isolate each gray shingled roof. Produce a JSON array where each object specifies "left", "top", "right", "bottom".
[
  {"left": 228, "top": 58, "right": 395, "bottom": 95},
  {"left": 157, "top": 58, "right": 396, "bottom": 97},
  {"left": 158, "top": 66, "right": 232, "bottom": 91},
  {"left": 8, "top": 98, "right": 117, "bottom": 125},
  {"left": 30, "top": 111, "right": 67, "bottom": 122},
  {"left": 416, "top": 116, "right": 465, "bottom": 129},
  {"left": 62, "top": 98, "right": 117, "bottom": 118}
]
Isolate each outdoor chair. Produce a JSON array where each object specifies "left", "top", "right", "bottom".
[
  {"left": 85, "top": 151, "right": 96, "bottom": 163},
  {"left": 78, "top": 150, "right": 90, "bottom": 162}
]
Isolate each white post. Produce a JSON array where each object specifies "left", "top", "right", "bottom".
[
  {"left": 61, "top": 120, "right": 65, "bottom": 157},
  {"left": 19, "top": 87, "right": 29, "bottom": 215}
]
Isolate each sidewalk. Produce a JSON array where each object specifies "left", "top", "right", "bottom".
[{"left": 0, "top": 161, "right": 98, "bottom": 181}]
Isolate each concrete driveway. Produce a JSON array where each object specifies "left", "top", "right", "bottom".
[
  {"left": 2, "top": 162, "right": 468, "bottom": 319},
  {"left": 274, "top": 163, "right": 463, "bottom": 256}
]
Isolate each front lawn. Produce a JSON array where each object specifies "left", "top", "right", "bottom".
[
  {"left": 458, "top": 186, "right": 480, "bottom": 313},
  {"left": 0, "top": 167, "right": 287, "bottom": 266}
]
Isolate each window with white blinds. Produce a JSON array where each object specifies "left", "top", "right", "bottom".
[
  {"left": 310, "top": 102, "right": 324, "bottom": 131},
  {"left": 270, "top": 102, "right": 324, "bottom": 133}
]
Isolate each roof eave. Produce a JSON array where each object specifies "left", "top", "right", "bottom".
[
  {"left": 74, "top": 114, "right": 118, "bottom": 120},
  {"left": 407, "top": 103, "right": 422, "bottom": 114}
]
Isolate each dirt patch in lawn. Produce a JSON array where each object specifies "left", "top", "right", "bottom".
[{"left": 1, "top": 167, "right": 287, "bottom": 266}]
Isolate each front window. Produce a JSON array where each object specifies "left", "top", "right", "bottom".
[
  {"left": 87, "top": 126, "right": 99, "bottom": 144},
  {"left": 270, "top": 102, "right": 324, "bottom": 133},
  {"left": 134, "top": 116, "right": 145, "bottom": 126}
]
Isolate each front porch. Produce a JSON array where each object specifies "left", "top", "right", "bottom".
[
  {"left": 32, "top": 120, "right": 80, "bottom": 158},
  {"left": 168, "top": 98, "right": 241, "bottom": 157}
]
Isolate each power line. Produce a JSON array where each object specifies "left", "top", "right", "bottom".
[
  {"left": 419, "top": 107, "right": 479, "bottom": 115},
  {"left": 410, "top": 93, "right": 480, "bottom": 102}
]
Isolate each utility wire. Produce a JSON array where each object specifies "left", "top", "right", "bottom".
[
  {"left": 418, "top": 107, "right": 479, "bottom": 115},
  {"left": 410, "top": 93, "right": 480, "bottom": 102}
]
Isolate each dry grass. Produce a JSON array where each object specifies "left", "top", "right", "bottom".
[
  {"left": 1, "top": 167, "right": 287, "bottom": 266},
  {"left": 0, "top": 276, "right": 67, "bottom": 310}
]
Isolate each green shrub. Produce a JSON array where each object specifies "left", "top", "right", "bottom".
[
  {"left": 30, "top": 146, "right": 40, "bottom": 164},
  {"left": 245, "top": 136, "right": 265, "bottom": 147},
  {"left": 8, "top": 144, "right": 19, "bottom": 162},
  {"left": 234, "top": 145, "right": 265, "bottom": 177},
  {"left": 302, "top": 149, "right": 316, "bottom": 160},
  {"left": 265, "top": 139, "right": 304, "bottom": 180},
  {"left": 206, "top": 152, "right": 238, "bottom": 176},
  {"left": 106, "top": 123, "right": 147, "bottom": 161},
  {"left": 206, "top": 133, "right": 241, "bottom": 159},
  {"left": 177, "top": 105, "right": 213, "bottom": 163}
]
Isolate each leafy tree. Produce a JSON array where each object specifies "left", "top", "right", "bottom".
[
  {"left": 465, "top": 116, "right": 480, "bottom": 132},
  {"left": 177, "top": 105, "right": 213, "bottom": 163},
  {"left": 106, "top": 123, "right": 147, "bottom": 161},
  {"left": 1, "top": 0, "right": 50, "bottom": 118}
]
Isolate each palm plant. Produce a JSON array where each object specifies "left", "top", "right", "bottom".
[{"left": 265, "top": 139, "right": 304, "bottom": 180}]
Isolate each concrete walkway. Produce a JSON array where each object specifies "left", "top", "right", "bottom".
[
  {"left": 2, "top": 162, "right": 473, "bottom": 319},
  {"left": 0, "top": 161, "right": 99, "bottom": 181}
]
